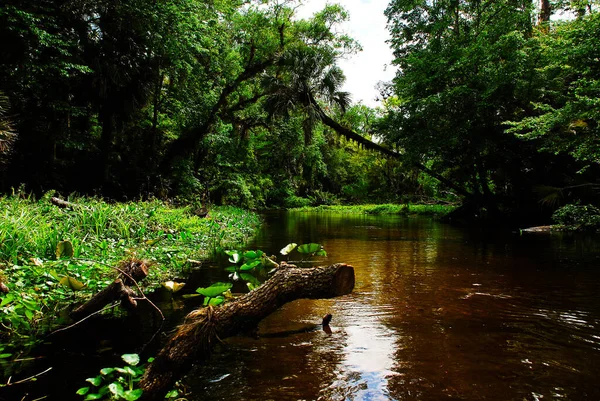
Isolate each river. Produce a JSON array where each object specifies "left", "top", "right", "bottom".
[
  {"left": 3, "top": 211, "right": 600, "bottom": 401},
  {"left": 187, "top": 211, "right": 600, "bottom": 401}
]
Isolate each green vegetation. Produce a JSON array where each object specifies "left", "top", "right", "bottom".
[
  {"left": 552, "top": 203, "right": 600, "bottom": 231},
  {"left": 77, "top": 354, "right": 147, "bottom": 401},
  {"left": 0, "top": 192, "right": 260, "bottom": 359},
  {"left": 291, "top": 203, "right": 456, "bottom": 217}
]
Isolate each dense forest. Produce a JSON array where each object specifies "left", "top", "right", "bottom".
[{"left": 0, "top": 0, "right": 599, "bottom": 224}]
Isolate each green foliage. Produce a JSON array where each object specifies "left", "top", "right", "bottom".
[
  {"left": 552, "top": 203, "right": 600, "bottom": 231},
  {"left": 289, "top": 203, "right": 456, "bottom": 216},
  {"left": 77, "top": 354, "right": 147, "bottom": 401},
  {"left": 506, "top": 12, "right": 600, "bottom": 168},
  {"left": 0, "top": 194, "right": 260, "bottom": 354}
]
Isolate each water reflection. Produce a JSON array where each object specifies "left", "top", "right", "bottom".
[{"left": 186, "top": 211, "right": 600, "bottom": 401}]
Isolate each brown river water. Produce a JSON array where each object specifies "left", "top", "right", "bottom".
[
  {"left": 2, "top": 211, "right": 600, "bottom": 401},
  {"left": 187, "top": 211, "right": 600, "bottom": 401}
]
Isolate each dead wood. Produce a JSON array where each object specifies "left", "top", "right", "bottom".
[
  {"left": 70, "top": 260, "right": 149, "bottom": 320},
  {"left": 139, "top": 263, "right": 355, "bottom": 401},
  {"left": 50, "top": 197, "right": 78, "bottom": 209}
]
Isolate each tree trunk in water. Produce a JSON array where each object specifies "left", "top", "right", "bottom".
[{"left": 139, "top": 263, "right": 355, "bottom": 401}]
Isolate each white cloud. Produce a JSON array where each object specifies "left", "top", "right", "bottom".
[{"left": 295, "top": 0, "right": 397, "bottom": 107}]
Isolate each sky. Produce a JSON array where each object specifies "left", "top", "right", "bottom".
[{"left": 294, "top": 0, "right": 397, "bottom": 108}]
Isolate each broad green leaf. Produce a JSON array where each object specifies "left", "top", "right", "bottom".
[
  {"left": 240, "top": 260, "right": 261, "bottom": 271},
  {"left": 59, "top": 276, "right": 86, "bottom": 291},
  {"left": 224, "top": 266, "right": 237, "bottom": 272},
  {"left": 162, "top": 281, "right": 185, "bottom": 293},
  {"left": 0, "top": 353, "right": 12, "bottom": 359},
  {"left": 56, "top": 240, "right": 74, "bottom": 258},
  {"left": 228, "top": 253, "right": 241, "bottom": 264},
  {"left": 243, "top": 250, "right": 257, "bottom": 259},
  {"left": 49, "top": 269, "right": 60, "bottom": 281},
  {"left": 297, "top": 243, "right": 321, "bottom": 254},
  {"left": 196, "top": 282, "right": 232, "bottom": 297},
  {"left": 315, "top": 249, "right": 327, "bottom": 257},
  {"left": 123, "top": 389, "right": 143, "bottom": 401},
  {"left": 76, "top": 387, "right": 90, "bottom": 395},
  {"left": 86, "top": 376, "right": 103, "bottom": 387},
  {"left": 165, "top": 389, "right": 179, "bottom": 398},
  {"left": 280, "top": 243, "right": 297, "bottom": 255},
  {"left": 121, "top": 353, "right": 140, "bottom": 366},
  {"left": 84, "top": 393, "right": 103, "bottom": 400},
  {"left": 208, "top": 296, "right": 224, "bottom": 306},
  {"left": 100, "top": 368, "right": 114, "bottom": 375},
  {"left": 0, "top": 293, "right": 14, "bottom": 307},
  {"left": 123, "top": 366, "right": 137, "bottom": 376},
  {"left": 109, "top": 382, "right": 125, "bottom": 398}
]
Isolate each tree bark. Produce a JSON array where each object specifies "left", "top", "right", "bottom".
[
  {"left": 538, "top": 0, "right": 551, "bottom": 25},
  {"left": 70, "top": 260, "right": 149, "bottom": 320},
  {"left": 139, "top": 263, "right": 355, "bottom": 401}
]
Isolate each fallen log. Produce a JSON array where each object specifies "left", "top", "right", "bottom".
[
  {"left": 50, "top": 197, "right": 78, "bottom": 209},
  {"left": 139, "top": 263, "right": 355, "bottom": 401},
  {"left": 70, "top": 259, "right": 150, "bottom": 321}
]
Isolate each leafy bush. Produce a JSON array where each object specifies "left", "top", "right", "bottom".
[
  {"left": 552, "top": 203, "right": 600, "bottom": 231},
  {"left": 283, "top": 195, "right": 312, "bottom": 208}
]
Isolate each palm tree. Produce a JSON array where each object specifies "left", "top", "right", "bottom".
[{"left": 263, "top": 48, "right": 472, "bottom": 197}]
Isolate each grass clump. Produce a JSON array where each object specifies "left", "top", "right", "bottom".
[
  {"left": 290, "top": 203, "right": 456, "bottom": 216},
  {"left": 0, "top": 192, "right": 260, "bottom": 354}
]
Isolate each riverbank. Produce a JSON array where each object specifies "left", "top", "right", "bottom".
[
  {"left": 0, "top": 193, "right": 260, "bottom": 357},
  {"left": 290, "top": 203, "right": 457, "bottom": 216}
]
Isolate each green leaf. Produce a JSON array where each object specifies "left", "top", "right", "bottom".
[
  {"left": 121, "top": 366, "right": 137, "bottom": 376},
  {"left": 165, "top": 389, "right": 179, "bottom": 398},
  {"left": 76, "top": 387, "right": 90, "bottom": 395},
  {"left": 109, "top": 382, "right": 125, "bottom": 397},
  {"left": 240, "top": 260, "right": 261, "bottom": 271},
  {"left": 56, "top": 240, "right": 74, "bottom": 258},
  {"left": 243, "top": 250, "right": 257, "bottom": 259},
  {"left": 121, "top": 353, "right": 140, "bottom": 366},
  {"left": 280, "top": 243, "right": 297, "bottom": 255},
  {"left": 224, "top": 266, "right": 238, "bottom": 272},
  {"left": 0, "top": 293, "right": 14, "bottom": 307},
  {"left": 208, "top": 296, "right": 224, "bottom": 306},
  {"left": 228, "top": 252, "right": 241, "bottom": 264},
  {"left": 297, "top": 243, "right": 321, "bottom": 254},
  {"left": 315, "top": 249, "right": 327, "bottom": 257},
  {"left": 84, "top": 393, "right": 103, "bottom": 400},
  {"left": 49, "top": 269, "right": 61, "bottom": 281},
  {"left": 123, "top": 389, "right": 143, "bottom": 401},
  {"left": 86, "top": 376, "right": 103, "bottom": 387},
  {"left": 196, "top": 282, "right": 232, "bottom": 297},
  {"left": 59, "top": 276, "right": 86, "bottom": 291},
  {"left": 0, "top": 353, "right": 12, "bottom": 359},
  {"left": 100, "top": 368, "right": 115, "bottom": 376}
]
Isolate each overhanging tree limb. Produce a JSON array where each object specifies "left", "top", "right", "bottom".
[{"left": 316, "top": 105, "right": 472, "bottom": 198}]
